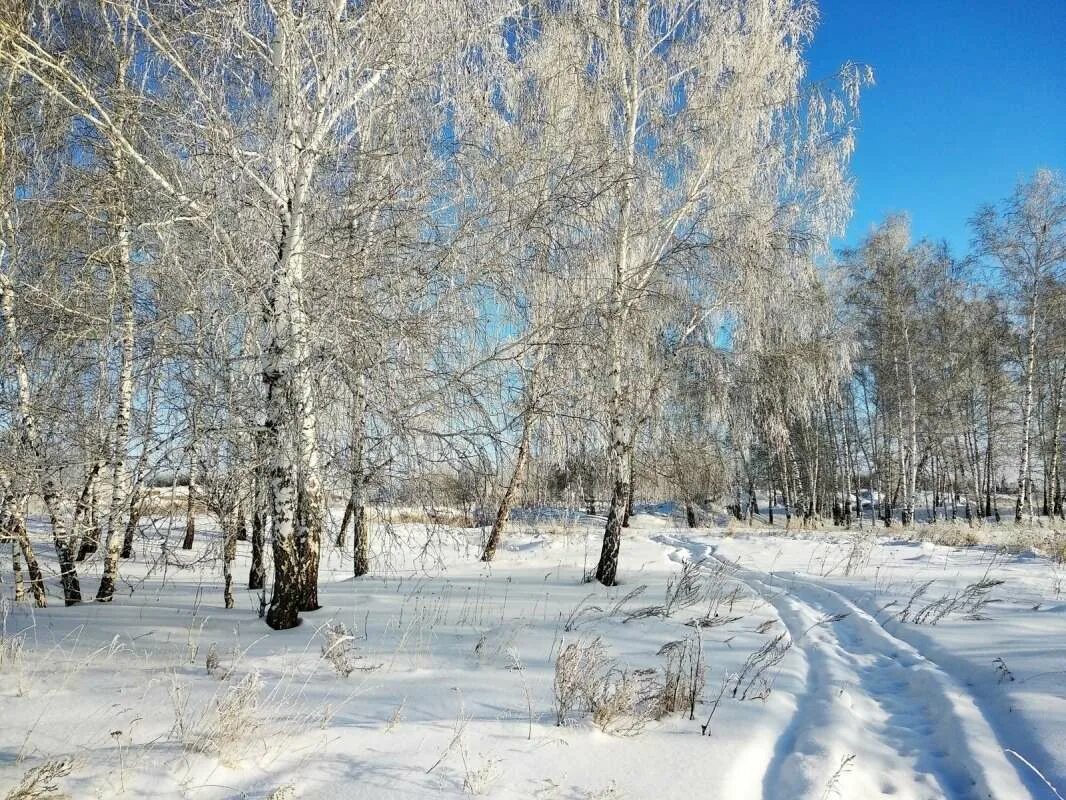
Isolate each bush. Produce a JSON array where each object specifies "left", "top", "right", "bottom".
[
  {"left": 320, "top": 622, "right": 358, "bottom": 678},
  {"left": 553, "top": 638, "right": 659, "bottom": 736}
]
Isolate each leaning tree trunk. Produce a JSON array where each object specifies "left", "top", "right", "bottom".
[
  {"left": 74, "top": 460, "right": 103, "bottom": 561},
  {"left": 120, "top": 484, "right": 141, "bottom": 559},
  {"left": 481, "top": 412, "right": 533, "bottom": 563},
  {"left": 337, "top": 499, "right": 354, "bottom": 549},
  {"left": 4, "top": 494, "right": 46, "bottom": 607},
  {"left": 0, "top": 275, "right": 80, "bottom": 604}
]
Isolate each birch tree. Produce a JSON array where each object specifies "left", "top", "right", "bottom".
[
  {"left": 516, "top": 0, "right": 865, "bottom": 583},
  {"left": 973, "top": 170, "right": 1066, "bottom": 524}
]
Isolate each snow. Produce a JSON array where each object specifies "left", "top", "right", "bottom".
[{"left": 2, "top": 514, "right": 1065, "bottom": 799}]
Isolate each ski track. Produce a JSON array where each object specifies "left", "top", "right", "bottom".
[{"left": 654, "top": 533, "right": 1035, "bottom": 800}]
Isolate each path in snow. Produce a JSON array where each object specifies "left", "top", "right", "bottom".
[{"left": 655, "top": 533, "right": 1035, "bottom": 800}]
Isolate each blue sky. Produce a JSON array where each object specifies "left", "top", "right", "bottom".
[{"left": 806, "top": 0, "right": 1066, "bottom": 254}]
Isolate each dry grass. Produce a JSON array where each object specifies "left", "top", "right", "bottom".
[
  {"left": 320, "top": 621, "right": 358, "bottom": 678},
  {"left": 553, "top": 637, "right": 674, "bottom": 736},
  {"left": 380, "top": 506, "right": 478, "bottom": 527},
  {"left": 184, "top": 670, "right": 265, "bottom": 767},
  {"left": 918, "top": 523, "right": 981, "bottom": 548},
  {"left": 3, "top": 759, "right": 76, "bottom": 800}
]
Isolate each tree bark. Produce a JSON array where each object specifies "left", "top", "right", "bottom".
[
  {"left": 98, "top": 136, "right": 136, "bottom": 599},
  {"left": 1016, "top": 300, "right": 1039, "bottom": 524},
  {"left": 222, "top": 513, "right": 236, "bottom": 609},
  {"left": 3, "top": 493, "right": 46, "bottom": 607},
  {"left": 182, "top": 479, "right": 196, "bottom": 549},
  {"left": 11, "top": 540, "right": 23, "bottom": 603},
  {"left": 0, "top": 275, "right": 80, "bottom": 604},
  {"left": 622, "top": 447, "right": 634, "bottom": 528},
  {"left": 249, "top": 439, "right": 267, "bottom": 591},
  {"left": 263, "top": 202, "right": 308, "bottom": 629},
  {"left": 594, "top": 0, "right": 642, "bottom": 587},
  {"left": 120, "top": 484, "right": 141, "bottom": 559},
  {"left": 74, "top": 461, "right": 103, "bottom": 561},
  {"left": 1046, "top": 361, "right": 1065, "bottom": 518},
  {"left": 481, "top": 411, "right": 533, "bottom": 562}
]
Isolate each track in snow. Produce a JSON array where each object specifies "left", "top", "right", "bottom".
[{"left": 655, "top": 533, "right": 1035, "bottom": 800}]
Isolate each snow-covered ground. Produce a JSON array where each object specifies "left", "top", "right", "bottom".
[{"left": 2, "top": 512, "right": 1065, "bottom": 799}]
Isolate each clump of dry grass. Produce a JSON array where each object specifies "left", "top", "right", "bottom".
[
  {"left": 1036, "top": 529, "right": 1066, "bottom": 563},
  {"left": 0, "top": 626, "right": 26, "bottom": 696},
  {"left": 731, "top": 633, "right": 793, "bottom": 700},
  {"left": 3, "top": 758, "right": 76, "bottom": 800},
  {"left": 553, "top": 638, "right": 662, "bottom": 736},
  {"left": 624, "top": 559, "right": 708, "bottom": 621},
  {"left": 320, "top": 621, "right": 357, "bottom": 678},
  {"left": 384, "top": 506, "right": 474, "bottom": 527},
  {"left": 554, "top": 637, "right": 608, "bottom": 726},
  {"left": 895, "top": 576, "right": 1005, "bottom": 624},
  {"left": 185, "top": 670, "right": 265, "bottom": 767},
  {"left": 655, "top": 632, "right": 705, "bottom": 720},
  {"left": 923, "top": 524, "right": 981, "bottom": 548}
]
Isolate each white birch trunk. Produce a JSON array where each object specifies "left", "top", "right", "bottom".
[
  {"left": 96, "top": 164, "right": 136, "bottom": 600},
  {"left": 0, "top": 273, "right": 81, "bottom": 604},
  {"left": 1016, "top": 300, "right": 1039, "bottom": 524},
  {"left": 594, "top": 0, "right": 644, "bottom": 587}
]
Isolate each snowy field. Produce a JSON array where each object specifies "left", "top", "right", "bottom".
[{"left": 2, "top": 512, "right": 1066, "bottom": 800}]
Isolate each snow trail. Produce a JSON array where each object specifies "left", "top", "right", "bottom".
[{"left": 656, "top": 533, "right": 1035, "bottom": 800}]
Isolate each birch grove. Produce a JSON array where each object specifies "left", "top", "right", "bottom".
[{"left": 2, "top": 1, "right": 1065, "bottom": 620}]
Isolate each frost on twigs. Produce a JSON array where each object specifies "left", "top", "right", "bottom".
[
  {"left": 624, "top": 559, "right": 710, "bottom": 622},
  {"left": 731, "top": 633, "right": 793, "bottom": 701},
  {"left": 655, "top": 632, "right": 705, "bottom": 720},
  {"left": 896, "top": 578, "right": 1005, "bottom": 625}
]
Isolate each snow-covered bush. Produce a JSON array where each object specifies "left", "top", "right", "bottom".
[
  {"left": 320, "top": 621, "right": 357, "bottom": 678},
  {"left": 553, "top": 638, "right": 658, "bottom": 735},
  {"left": 185, "top": 670, "right": 265, "bottom": 766}
]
